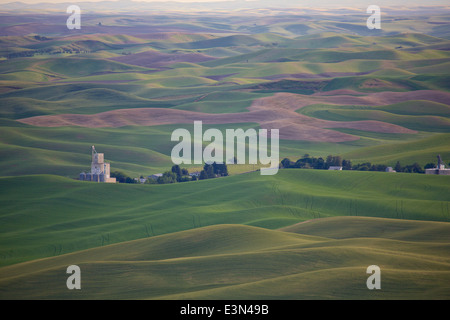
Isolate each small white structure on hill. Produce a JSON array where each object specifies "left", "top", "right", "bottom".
[
  {"left": 79, "top": 146, "right": 116, "bottom": 183},
  {"left": 328, "top": 166, "right": 343, "bottom": 170},
  {"left": 385, "top": 167, "right": 396, "bottom": 172},
  {"left": 189, "top": 171, "right": 201, "bottom": 177},
  {"left": 425, "top": 155, "right": 450, "bottom": 175},
  {"left": 135, "top": 177, "right": 147, "bottom": 184}
]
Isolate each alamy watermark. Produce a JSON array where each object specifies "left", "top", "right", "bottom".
[
  {"left": 66, "top": 265, "right": 81, "bottom": 289},
  {"left": 65, "top": 5, "right": 380, "bottom": 31},
  {"left": 366, "top": 265, "right": 381, "bottom": 289},
  {"left": 367, "top": 5, "right": 381, "bottom": 30},
  {"left": 66, "top": 5, "right": 81, "bottom": 30},
  {"left": 65, "top": 264, "right": 381, "bottom": 291},
  {"left": 170, "top": 121, "right": 279, "bottom": 175}
]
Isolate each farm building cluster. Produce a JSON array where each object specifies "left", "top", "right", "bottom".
[{"left": 79, "top": 147, "right": 450, "bottom": 184}]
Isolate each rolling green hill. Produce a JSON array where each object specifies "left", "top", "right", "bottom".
[
  {"left": 342, "top": 133, "right": 450, "bottom": 166},
  {"left": 1, "top": 8, "right": 450, "bottom": 300},
  {"left": 1, "top": 217, "right": 449, "bottom": 299},
  {"left": 0, "top": 170, "right": 448, "bottom": 268},
  {"left": 36, "top": 57, "right": 150, "bottom": 78},
  {"left": 298, "top": 100, "right": 450, "bottom": 132},
  {"left": 0, "top": 124, "right": 179, "bottom": 177}
]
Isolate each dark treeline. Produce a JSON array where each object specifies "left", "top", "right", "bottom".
[
  {"left": 110, "top": 171, "right": 138, "bottom": 183},
  {"left": 111, "top": 162, "right": 229, "bottom": 184},
  {"left": 113, "top": 154, "right": 435, "bottom": 184},
  {"left": 5, "top": 49, "right": 90, "bottom": 59},
  {"left": 154, "top": 162, "right": 229, "bottom": 184},
  {"left": 280, "top": 154, "right": 434, "bottom": 174},
  {"left": 280, "top": 154, "right": 351, "bottom": 170},
  {"left": 153, "top": 165, "right": 191, "bottom": 184},
  {"left": 198, "top": 162, "right": 229, "bottom": 180}
]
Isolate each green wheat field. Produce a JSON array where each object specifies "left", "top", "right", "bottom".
[{"left": 0, "top": 1, "right": 449, "bottom": 300}]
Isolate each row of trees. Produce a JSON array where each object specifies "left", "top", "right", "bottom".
[
  {"left": 154, "top": 162, "right": 229, "bottom": 184},
  {"left": 112, "top": 154, "right": 439, "bottom": 184},
  {"left": 111, "top": 162, "right": 230, "bottom": 185},
  {"left": 280, "top": 154, "right": 352, "bottom": 170},
  {"left": 110, "top": 171, "right": 138, "bottom": 183},
  {"left": 154, "top": 165, "right": 192, "bottom": 184},
  {"left": 280, "top": 154, "right": 438, "bottom": 174},
  {"left": 199, "top": 162, "right": 229, "bottom": 180}
]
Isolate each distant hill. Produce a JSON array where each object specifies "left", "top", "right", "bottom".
[{"left": 110, "top": 50, "right": 216, "bottom": 68}]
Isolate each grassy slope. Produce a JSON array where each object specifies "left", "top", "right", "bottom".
[
  {"left": 0, "top": 124, "right": 176, "bottom": 176},
  {"left": 0, "top": 170, "right": 449, "bottom": 268},
  {"left": 342, "top": 133, "right": 450, "bottom": 165},
  {"left": 0, "top": 217, "right": 449, "bottom": 299},
  {"left": 298, "top": 100, "right": 450, "bottom": 132}
]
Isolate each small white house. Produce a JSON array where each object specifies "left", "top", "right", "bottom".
[{"left": 328, "top": 166, "right": 343, "bottom": 170}]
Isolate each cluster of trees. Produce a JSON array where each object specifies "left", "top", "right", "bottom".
[
  {"left": 198, "top": 162, "right": 229, "bottom": 180},
  {"left": 352, "top": 162, "right": 387, "bottom": 172},
  {"left": 280, "top": 154, "right": 352, "bottom": 170},
  {"left": 110, "top": 171, "right": 138, "bottom": 183},
  {"left": 4, "top": 35, "right": 91, "bottom": 59},
  {"left": 154, "top": 165, "right": 192, "bottom": 184},
  {"left": 393, "top": 161, "right": 437, "bottom": 174},
  {"left": 154, "top": 162, "right": 229, "bottom": 184},
  {"left": 5, "top": 48, "right": 87, "bottom": 59},
  {"left": 353, "top": 161, "right": 434, "bottom": 173},
  {"left": 111, "top": 162, "right": 230, "bottom": 185},
  {"left": 33, "top": 35, "right": 50, "bottom": 41},
  {"left": 113, "top": 154, "right": 437, "bottom": 185},
  {"left": 280, "top": 154, "right": 435, "bottom": 174}
]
